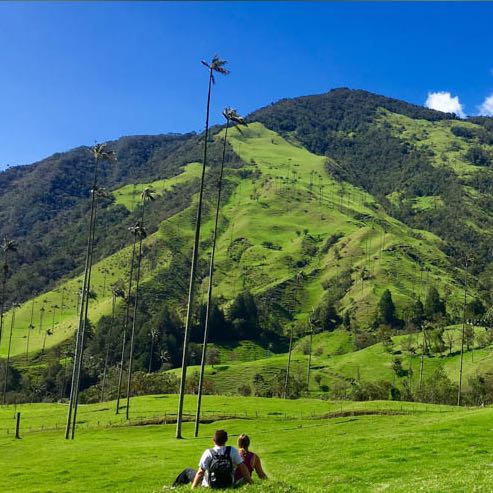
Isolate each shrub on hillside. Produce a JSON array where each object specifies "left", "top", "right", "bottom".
[
  {"left": 414, "top": 366, "right": 457, "bottom": 405},
  {"left": 349, "top": 379, "right": 394, "bottom": 401},
  {"left": 465, "top": 146, "right": 490, "bottom": 166}
]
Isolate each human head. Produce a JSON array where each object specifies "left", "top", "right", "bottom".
[
  {"left": 213, "top": 429, "right": 228, "bottom": 446},
  {"left": 237, "top": 434, "right": 250, "bottom": 451}
]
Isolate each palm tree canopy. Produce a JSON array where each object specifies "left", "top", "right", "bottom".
[
  {"left": 94, "top": 186, "right": 112, "bottom": 199},
  {"left": 1, "top": 238, "right": 17, "bottom": 254},
  {"left": 137, "top": 225, "right": 147, "bottom": 239},
  {"left": 141, "top": 187, "right": 156, "bottom": 202},
  {"left": 111, "top": 281, "right": 126, "bottom": 299},
  {"left": 92, "top": 143, "right": 117, "bottom": 162},
  {"left": 222, "top": 107, "right": 247, "bottom": 126},
  {"left": 201, "top": 55, "right": 229, "bottom": 83},
  {"left": 128, "top": 223, "right": 147, "bottom": 239}
]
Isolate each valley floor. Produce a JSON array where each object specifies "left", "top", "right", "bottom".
[{"left": 1, "top": 395, "right": 492, "bottom": 492}]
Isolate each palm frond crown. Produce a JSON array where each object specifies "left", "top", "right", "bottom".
[
  {"left": 92, "top": 143, "right": 117, "bottom": 162},
  {"left": 141, "top": 187, "right": 156, "bottom": 202},
  {"left": 201, "top": 55, "right": 229, "bottom": 84},
  {"left": 1, "top": 238, "right": 16, "bottom": 254},
  {"left": 223, "top": 107, "right": 247, "bottom": 127}
]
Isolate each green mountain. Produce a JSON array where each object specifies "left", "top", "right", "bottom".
[{"left": 1, "top": 88, "right": 493, "bottom": 403}]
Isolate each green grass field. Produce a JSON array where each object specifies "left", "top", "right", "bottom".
[{"left": 1, "top": 394, "right": 492, "bottom": 492}]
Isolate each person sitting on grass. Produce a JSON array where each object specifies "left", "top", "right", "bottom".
[
  {"left": 172, "top": 429, "right": 252, "bottom": 489},
  {"left": 234, "top": 434, "right": 267, "bottom": 484}
]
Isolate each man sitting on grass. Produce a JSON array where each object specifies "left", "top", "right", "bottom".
[{"left": 173, "top": 429, "right": 252, "bottom": 489}]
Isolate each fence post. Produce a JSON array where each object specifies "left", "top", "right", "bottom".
[{"left": 15, "top": 412, "right": 21, "bottom": 439}]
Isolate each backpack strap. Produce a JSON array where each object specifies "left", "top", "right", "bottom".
[{"left": 225, "top": 446, "right": 231, "bottom": 458}]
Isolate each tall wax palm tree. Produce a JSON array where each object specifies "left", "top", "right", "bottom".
[
  {"left": 418, "top": 321, "right": 430, "bottom": 391},
  {"left": 39, "top": 306, "right": 45, "bottom": 335},
  {"left": 26, "top": 299, "right": 36, "bottom": 362},
  {"left": 284, "top": 325, "right": 294, "bottom": 399},
  {"left": 100, "top": 283, "right": 125, "bottom": 403},
  {"left": 284, "top": 271, "right": 303, "bottom": 399},
  {"left": 71, "top": 186, "right": 110, "bottom": 436},
  {"left": 458, "top": 256, "right": 472, "bottom": 406},
  {"left": 122, "top": 187, "right": 155, "bottom": 419},
  {"left": 116, "top": 224, "right": 140, "bottom": 414},
  {"left": 65, "top": 143, "right": 115, "bottom": 440},
  {"left": 0, "top": 238, "right": 17, "bottom": 345},
  {"left": 306, "top": 308, "right": 316, "bottom": 392},
  {"left": 176, "top": 55, "right": 229, "bottom": 439},
  {"left": 194, "top": 108, "right": 246, "bottom": 437},
  {"left": 148, "top": 328, "right": 158, "bottom": 373},
  {"left": 125, "top": 222, "right": 149, "bottom": 419},
  {"left": 2, "top": 303, "right": 17, "bottom": 404}
]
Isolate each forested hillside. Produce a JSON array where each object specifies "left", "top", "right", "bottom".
[{"left": 2, "top": 88, "right": 493, "bottom": 405}]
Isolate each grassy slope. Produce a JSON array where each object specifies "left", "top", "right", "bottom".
[
  {"left": 172, "top": 326, "right": 492, "bottom": 395},
  {"left": 0, "top": 237, "right": 169, "bottom": 358},
  {"left": 0, "top": 165, "right": 209, "bottom": 358},
  {"left": 0, "top": 122, "right": 476, "bottom": 366},
  {"left": 1, "top": 395, "right": 492, "bottom": 492},
  {"left": 112, "top": 162, "right": 203, "bottom": 211},
  {"left": 210, "top": 122, "right": 468, "bottom": 327}
]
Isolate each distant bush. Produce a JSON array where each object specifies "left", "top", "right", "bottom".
[
  {"left": 465, "top": 146, "right": 490, "bottom": 166},
  {"left": 451, "top": 126, "right": 476, "bottom": 140},
  {"left": 261, "top": 241, "right": 282, "bottom": 251},
  {"left": 238, "top": 384, "right": 252, "bottom": 397}
]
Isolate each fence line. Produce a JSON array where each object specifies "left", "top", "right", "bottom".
[{"left": 0, "top": 402, "right": 464, "bottom": 438}]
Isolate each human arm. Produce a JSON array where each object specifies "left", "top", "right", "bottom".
[
  {"left": 253, "top": 454, "right": 268, "bottom": 480},
  {"left": 238, "top": 463, "right": 253, "bottom": 484},
  {"left": 191, "top": 468, "right": 205, "bottom": 489}
]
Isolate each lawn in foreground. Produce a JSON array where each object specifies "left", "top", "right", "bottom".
[{"left": 1, "top": 396, "right": 493, "bottom": 492}]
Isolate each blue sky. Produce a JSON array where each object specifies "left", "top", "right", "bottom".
[{"left": 1, "top": 2, "right": 493, "bottom": 169}]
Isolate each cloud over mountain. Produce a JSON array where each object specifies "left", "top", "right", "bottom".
[
  {"left": 479, "top": 94, "right": 493, "bottom": 116},
  {"left": 425, "top": 91, "right": 465, "bottom": 118}
]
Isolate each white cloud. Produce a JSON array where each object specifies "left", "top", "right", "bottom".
[
  {"left": 479, "top": 94, "right": 493, "bottom": 116},
  {"left": 425, "top": 91, "right": 465, "bottom": 118}
]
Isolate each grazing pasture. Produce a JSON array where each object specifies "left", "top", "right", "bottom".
[{"left": 1, "top": 395, "right": 491, "bottom": 492}]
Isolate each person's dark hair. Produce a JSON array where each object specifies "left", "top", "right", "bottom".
[
  {"left": 213, "top": 429, "right": 228, "bottom": 446},
  {"left": 237, "top": 434, "right": 250, "bottom": 451}
]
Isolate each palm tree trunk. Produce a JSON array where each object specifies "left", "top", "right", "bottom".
[
  {"left": 125, "top": 232, "right": 144, "bottom": 420},
  {"left": 65, "top": 158, "right": 100, "bottom": 439},
  {"left": 100, "top": 294, "right": 115, "bottom": 403},
  {"left": 0, "top": 251, "right": 10, "bottom": 344},
  {"left": 284, "top": 326, "right": 294, "bottom": 399},
  {"left": 148, "top": 335, "right": 154, "bottom": 374},
  {"left": 2, "top": 306, "right": 15, "bottom": 404},
  {"left": 100, "top": 342, "right": 110, "bottom": 403},
  {"left": 70, "top": 198, "right": 99, "bottom": 439},
  {"left": 458, "top": 259, "right": 469, "bottom": 406},
  {"left": 176, "top": 67, "right": 213, "bottom": 440},
  {"left": 26, "top": 299, "right": 35, "bottom": 362},
  {"left": 116, "top": 236, "right": 138, "bottom": 414},
  {"left": 194, "top": 120, "right": 230, "bottom": 437},
  {"left": 419, "top": 323, "right": 426, "bottom": 391},
  {"left": 115, "top": 331, "right": 127, "bottom": 413},
  {"left": 306, "top": 329, "right": 313, "bottom": 392}
]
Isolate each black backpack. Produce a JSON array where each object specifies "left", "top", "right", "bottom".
[{"left": 208, "top": 446, "right": 234, "bottom": 489}]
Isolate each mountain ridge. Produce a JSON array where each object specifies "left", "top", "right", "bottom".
[{"left": 2, "top": 88, "right": 493, "bottom": 404}]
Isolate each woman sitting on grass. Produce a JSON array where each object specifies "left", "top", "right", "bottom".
[{"left": 235, "top": 434, "right": 268, "bottom": 484}]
